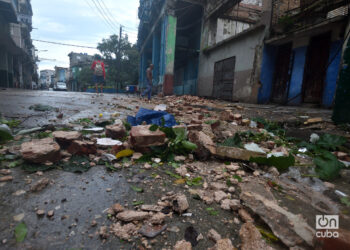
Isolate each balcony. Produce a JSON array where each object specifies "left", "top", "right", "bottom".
[
  {"left": 0, "top": 0, "right": 18, "bottom": 22},
  {"left": 271, "top": 0, "right": 349, "bottom": 35}
]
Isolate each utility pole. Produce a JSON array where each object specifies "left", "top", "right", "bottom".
[{"left": 117, "top": 25, "right": 123, "bottom": 92}]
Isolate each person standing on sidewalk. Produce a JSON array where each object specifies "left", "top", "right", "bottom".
[
  {"left": 91, "top": 55, "right": 106, "bottom": 95},
  {"left": 142, "top": 64, "right": 154, "bottom": 102}
]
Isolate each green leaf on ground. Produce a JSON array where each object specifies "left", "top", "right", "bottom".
[
  {"left": 132, "top": 201, "right": 144, "bottom": 206},
  {"left": 257, "top": 226, "right": 279, "bottom": 243},
  {"left": 131, "top": 186, "right": 144, "bottom": 193},
  {"left": 206, "top": 207, "right": 219, "bottom": 216},
  {"left": 314, "top": 152, "right": 345, "bottom": 181},
  {"left": 317, "top": 134, "right": 347, "bottom": 151},
  {"left": 165, "top": 170, "right": 182, "bottom": 179},
  {"left": 250, "top": 155, "right": 295, "bottom": 172},
  {"left": 232, "top": 175, "right": 243, "bottom": 182},
  {"left": 219, "top": 134, "right": 243, "bottom": 148},
  {"left": 0, "top": 124, "right": 13, "bottom": 143},
  {"left": 149, "top": 124, "right": 159, "bottom": 132},
  {"left": 341, "top": 197, "right": 350, "bottom": 207},
  {"left": 186, "top": 177, "right": 203, "bottom": 186},
  {"left": 181, "top": 141, "right": 197, "bottom": 151},
  {"left": 15, "top": 222, "right": 27, "bottom": 243}
]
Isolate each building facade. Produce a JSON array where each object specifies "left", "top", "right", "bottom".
[
  {"left": 68, "top": 52, "right": 94, "bottom": 91},
  {"left": 0, "top": 0, "right": 36, "bottom": 89},
  {"left": 138, "top": 0, "right": 349, "bottom": 108},
  {"left": 39, "top": 69, "right": 55, "bottom": 89},
  {"left": 259, "top": 0, "right": 349, "bottom": 107}
]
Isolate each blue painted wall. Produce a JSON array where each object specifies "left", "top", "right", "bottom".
[
  {"left": 287, "top": 46, "right": 307, "bottom": 105},
  {"left": 152, "top": 29, "right": 161, "bottom": 86},
  {"left": 159, "top": 16, "right": 167, "bottom": 79},
  {"left": 323, "top": 40, "right": 343, "bottom": 108},
  {"left": 259, "top": 45, "right": 277, "bottom": 104}
]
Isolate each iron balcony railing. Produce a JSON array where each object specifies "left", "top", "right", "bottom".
[{"left": 271, "top": 0, "right": 350, "bottom": 34}]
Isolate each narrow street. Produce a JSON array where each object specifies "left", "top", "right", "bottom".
[{"left": 0, "top": 89, "right": 350, "bottom": 249}]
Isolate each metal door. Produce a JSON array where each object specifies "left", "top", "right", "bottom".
[
  {"left": 213, "top": 56, "right": 235, "bottom": 101},
  {"left": 271, "top": 43, "right": 293, "bottom": 104},
  {"left": 302, "top": 33, "right": 331, "bottom": 104}
]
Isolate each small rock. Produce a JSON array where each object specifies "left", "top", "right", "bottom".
[
  {"left": 173, "top": 194, "right": 189, "bottom": 214},
  {"left": 91, "top": 220, "right": 97, "bottom": 227},
  {"left": 52, "top": 131, "right": 82, "bottom": 148},
  {"left": 36, "top": 210, "right": 45, "bottom": 216},
  {"left": 105, "top": 124, "right": 127, "bottom": 140},
  {"left": 228, "top": 187, "right": 236, "bottom": 193},
  {"left": 99, "top": 226, "right": 109, "bottom": 239},
  {"left": 46, "top": 210, "right": 54, "bottom": 218},
  {"left": 116, "top": 210, "right": 150, "bottom": 222},
  {"left": 110, "top": 222, "right": 137, "bottom": 240},
  {"left": 238, "top": 209, "right": 254, "bottom": 223},
  {"left": 149, "top": 213, "right": 166, "bottom": 225},
  {"left": 0, "top": 176, "right": 13, "bottom": 182},
  {"left": 214, "top": 191, "right": 228, "bottom": 203},
  {"left": 106, "top": 188, "right": 112, "bottom": 192},
  {"left": 30, "top": 178, "right": 50, "bottom": 192},
  {"left": 268, "top": 167, "right": 280, "bottom": 177},
  {"left": 13, "top": 213, "right": 25, "bottom": 222},
  {"left": 210, "top": 239, "right": 235, "bottom": 250},
  {"left": 221, "top": 199, "right": 240, "bottom": 211},
  {"left": 174, "top": 155, "right": 186, "bottom": 162},
  {"left": 174, "top": 240, "right": 192, "bottom": 250},
  {"left": 208, "top": 229, "right": 222, "bottom": 243},
  {"left": 112, "top": 203, "right": 124, "bottom": 214},
  {"left": 240, "top": 222, "right": 273, "bottom": 250},
  {"left": 139, "top": 224, "right": 167, "bottom": 238},
  {"left": 0, "top": 169, "right": 11, "bottom": 175},
  {"left": 210, "top": 182, "right": 228, "bottom": 191}
]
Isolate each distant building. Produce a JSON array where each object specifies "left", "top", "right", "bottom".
[
  {"left": 0, "top": 0, "right": 36, "bottom": 89},
  {"left": 39, "top": 69, "right": 55, "bottom": 89},
  {"left": 68, "top": 52, "right": 94, "bottom": 91}
]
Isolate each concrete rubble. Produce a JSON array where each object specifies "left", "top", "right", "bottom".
[
  {"left": 20, "top": 138, "right": 61, "bottom": 164},
  {"left": 1, "top": 93, "right": 350, "bottom": 249}
]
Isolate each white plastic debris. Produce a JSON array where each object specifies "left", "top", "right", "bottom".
[
  {"left": 244, "top": 143, "right": 265, "bottom": 154},
  {"left": 153, "top": 158, "right": 161, "bottom": 164},
  {"left": 310, "top": 133, "right": 320, "bottom": 144},
  {"left": 101, "top": 153, "right": 117, "bottom": 162},
  {"left": 298, "top": 148, "right": 308, "bottom": 153},
  {"left": 267, "top": 152, "right": 285, "bottom": 158},
  {"left": 154, "top": 104, "right": 167, "bottom": 111},
  {"left": 340, "top": 161, "right": 350, "bottom": 167},
  {"left": 182, "top": 213, "right": 193, "bottom": 217},
  {"left": 231, "top": 122, "right": 238, "bottom": 126},
  {"left": 83, "top": 127, "right": 104, "bottom": 133},
  {"left": 335, "top": 190, "right": 348, "bottom": 197},
  {"left": 97, "top": 138, "right": 122, "bottom": 147},
  {"left": 249, "top": 120, "right": 258, "bottom": 128}
]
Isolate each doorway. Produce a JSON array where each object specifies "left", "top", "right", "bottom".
[{"left": 302, "top": 33, "right": 331, "bottom": 104}]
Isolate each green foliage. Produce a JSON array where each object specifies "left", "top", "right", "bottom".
[
  {"left": 219, "top": 134, "right": 243, "bottom": 148},
  {"left": 76, "top": 66, "right": 94, "bottom": 90},
  {"left": 131, "top": 186, "right": 144, "bottom": 193},
  {"left": 132, "top": 201, "right": 144, "bottom": 206},
  {"left": 148, "top": 126, "right": 197, "bottom": 161},
  {"left": 314, "top": 152, "right": 345, "bottom": 181},
  {"left": 250, "top": 155, "right": 295, "bottom": 172},
  {"left": 0, "top": 118, "right": 21, "bottom": 129},
  {"left": 278, "top": 15, "right": 294, "bottom": 31},
  {"left": 165, "top": 170, "right": 182, "bottom": 179},
  {"left": 204, "top": 120, "right": 218, "bottom": 125},
  {"left": 341, "top": 197, "right": 350, "bottom": 207},
  {"left": 206, "top": 207, "right": 219, "bottom": 216},
  {"left": 252, "top": 117, "right": 285, "bottom": 137},
  {"left": 97, "top": 34, "right": 139, "bottom": 87},
  {"left": 0, "top": 124, "right": 13, "bottom": 143},
  {"left": 186, "top": 177, "right": 203, "bottom": 186},
  {"left": 123, "top": 121, "right": 131, "bottom": 131},
  {"left": 257, "top": 226, "right": 279, "bottom": 243},
  {"left": 15, "top": 222, "right": 27, "bottom": 243},
  {"left": 297, "top": 134, "right": 347, "bottom": 181},
  {"left": 35, "top": 132, "right": 52, "bottom": 139}
]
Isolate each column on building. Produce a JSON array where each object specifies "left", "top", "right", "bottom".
[
  {"left": 152, "top": 27, "right": 161, "bottom": 91},
  {"left": 159, "top": 14, "right": 177, "bottom": 96}
]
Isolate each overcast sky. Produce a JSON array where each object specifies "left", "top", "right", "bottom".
[{"left": 31, "top": 0, "right": 139, "bottom": 72}]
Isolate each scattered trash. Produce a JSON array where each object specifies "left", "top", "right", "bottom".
[
  {"left": 29, "top": 104, "right": 56, "bottom": 112},
  {"left": 335, "top": 190, "right": 348, "bottom": 197},
  {"left": 154, "top": 104, "right": 167, "bottom": 111},
  {"left": 244, "top": 143, "right": 265, "bottom": 154},
  {"left": 0, "top": 124, "right": 13, "bottom": 143},
  {"left": 127, "top": 108, "right": 177, "bottom": 127},
  {"left": 310, "top": 133, "right": 320, "bottom": 144},
  {"left": 96, "top": 138, "right": 122, "bottom": 148},
  {"left": 14, "top": 222, "right": 27, "bottom": 243}
]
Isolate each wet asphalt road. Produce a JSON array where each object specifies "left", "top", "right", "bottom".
[{"left": 0, "top": 89, "right": 144, "bottom": 129}]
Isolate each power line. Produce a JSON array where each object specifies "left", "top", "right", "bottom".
[
  {"left": 33, "top": 39, "right": 98, "bottom": 49},
  {"left": 99, "top": 0, "right": 138, "bottom": 31},
  {"left": 94, "top": 0, "right": 120, "bottom": 31},
  {"left": 83, "top": 0, "right": 115, "bottom": 34},
  {"left": 91, "top": 0, "right": 119, "bottom": 33}
]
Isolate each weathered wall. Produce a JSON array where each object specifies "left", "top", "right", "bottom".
[{"left": 198, "top": 27, "right": 265, "bottom": 102}]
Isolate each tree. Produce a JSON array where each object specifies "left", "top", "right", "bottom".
[
  {"left": 332, "top": 38, "right": 350, "bottom": 124},
  {"left": 77, "top": 66, "right": 94, "bottom": 90},
  {"left": 97, "top": 34, "right": 139, "bottom": 89}
]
